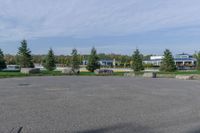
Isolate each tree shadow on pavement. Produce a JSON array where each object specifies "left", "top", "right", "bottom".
[
  {"left": 75, "top": 123, "right": 156, "bottom": 133},
  {"left": 188, "top": 128, "right": 200, "bottom": 133}
]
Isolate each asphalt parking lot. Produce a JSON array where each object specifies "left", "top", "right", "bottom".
[{"left": 0, "top": 76, "right": 200, "bottom": 133}]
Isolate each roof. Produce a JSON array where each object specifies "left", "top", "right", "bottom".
[
  {"left": 145, "top": 57, "right": 197, "bottom": 62},
  {"left": 176, "top": 53, "right": 190, "bottom": 56},
  {"left": 174, "top": 58, "right": 197, "bottom": 62}
]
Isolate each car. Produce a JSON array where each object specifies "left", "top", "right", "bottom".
[{"left": 94, "top": 69, "right": 114, "bottom": 75}]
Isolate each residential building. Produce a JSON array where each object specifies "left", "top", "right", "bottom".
[
  {"left": 144, "top": 53, "right": 197, "bottom": 70},
  {"left": 82, "top": 59, "right": 118, "bottom": 67}
]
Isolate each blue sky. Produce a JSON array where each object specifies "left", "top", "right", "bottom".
[{"left": 0, "top": 0, "right": 200, "bottom": 55}]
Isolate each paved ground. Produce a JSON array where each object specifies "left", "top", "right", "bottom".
[{"left": 0, "top": 76, "right": 200, "bottom": 133}]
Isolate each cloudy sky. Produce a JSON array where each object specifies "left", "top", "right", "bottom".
[{"left": 0, "top": 0, "right": 200, "bottom": 55}]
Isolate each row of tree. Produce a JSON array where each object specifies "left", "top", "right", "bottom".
[
  {"left": 131, "top": 49, "right": 177, "bottom": 72},
  {"left": 1, "top": 39, "right": 200, "bottom": 72},
  {"left": 2, "top": 52, "right": 151, "bottom": 68},
  {"left": 2, "top": 52, "right": 133, "bottom": 68},
  {"left": 42, "top": 45, "right": 101, "bottom": 72},
  {"left": 0, "top": 40, "right": 100, "bottom": 72},
  {"left": 131, "top": 49, "right": 200, "bottom": 72}
]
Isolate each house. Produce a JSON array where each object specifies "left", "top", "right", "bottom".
[
  {"left": 174, "top": 53, "right": 197, "bottom": 69},
  {"left": 144, "top": 53, "right": 197, "bottom": 70},
  {"left": 99, "top": 60, "right": 114, "bottom": 66},
  {"left": 82, "top": 59, "right": 118, "bottom": 67},
  {"left": 143, "top": 56, "right": 164, "bottom": 66}
]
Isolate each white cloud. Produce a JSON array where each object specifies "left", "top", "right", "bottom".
[{"left": 0, "top": 0, "right": 200, "bottom": 42}]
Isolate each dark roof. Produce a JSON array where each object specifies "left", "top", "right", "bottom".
[
  {"left": 174, "top": 58, "right": 197, "bottom": 61},
  {"left": 176, "top": 53, "right": 190, "bottom": 55}
]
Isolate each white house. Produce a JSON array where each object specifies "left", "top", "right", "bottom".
[{"left": 144, "top": 53, "right": 197, "bottom": 70}]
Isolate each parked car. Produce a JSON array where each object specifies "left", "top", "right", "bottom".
[{"left": 94, "top": 69, "right": 114, "bottom": 75}]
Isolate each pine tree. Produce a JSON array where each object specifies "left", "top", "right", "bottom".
[
  {"left": 43, "top": 48, "right": 56, "bottom": 71},
  {"left": 194, "top": 51, "right": 200, "bottom": 70},
  {"left": 131, "top": 49, "right": 144, "bottom": 72},
  {"left": 160, "top": 49, "right": 176, "bottom": 72},
  {"left": 86, "top": 47, "right": 100, "bottom": 72},
  {"left": 17, "top": 40, "right": 34, "bottom": 68},
  {"left": 0, "top": 49, "right": 6, "bottom": 70},
  {"left": 71, "top": 49, "right": 80, "bottom": 72}
]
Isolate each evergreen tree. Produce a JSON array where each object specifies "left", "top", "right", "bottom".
[
  {"left": 160, "top": 49, "right": 176, "bottom": 72},
  {"left": 0, "top": 49, "right": 6, "bottom": 70},
  {"left": 43, "top": 48, "right": 56, "bottom": 71},
  {"left": 86, "top": 47, "right": 100, "bottom": 72},
  {"left": 71, "top": 49, "right": 80, "bottom": 72},
  {"left": 194, "top": 51, "right": 200, "bottom": 70},
  {"left": 17, "top": 40, "right": 34, "bottom": 68},
  {"left": 131, "top": 49, "right": 144, "bottom": 72}
]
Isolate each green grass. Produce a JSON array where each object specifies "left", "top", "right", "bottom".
[
  {"left": 1, "top": 70, "right": 200, "bottom": 79},
  {"left": 0, "top": 71, "right": 127, "bottom": 78},
  {"left": 0, "top": 71, "right": 65, "bottom": 78},
  {"left": 0, "top": 72, "right": 28, "bottom": 78},
  {"left": 113, "top": 72, "right": 126, "bottom": 76},
  {"left": 79, "top": 72, "right": 95, "bottom": 76}
]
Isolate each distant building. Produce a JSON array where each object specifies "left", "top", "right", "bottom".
[
  {"left": 82, "top": 59, "right": 118, "bottom": 67},
  {"left": 99, "top": 60, "right": 114, "bottom": 66},
  {"left": 144, "top": 53, "right": 197, "bottom": 70},
  {"left": 143, "top": 56, "right": 164, "bottom": 66},
  {"left": 174, "top": 53, "right": 197, "bottom": 69}
]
